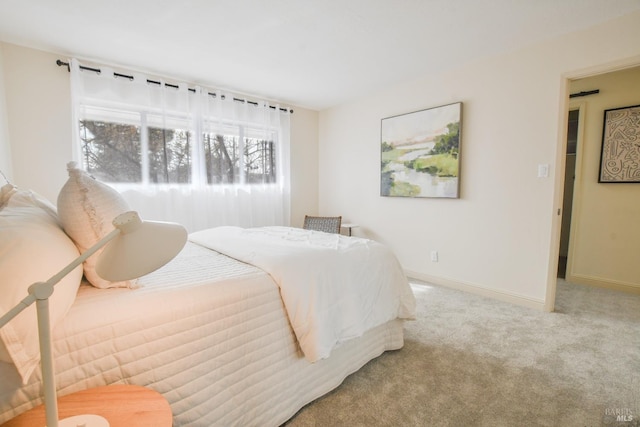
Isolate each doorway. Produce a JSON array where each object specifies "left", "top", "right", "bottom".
[{"left": 557, "top": 109, "right": 579, "bottom": 278}]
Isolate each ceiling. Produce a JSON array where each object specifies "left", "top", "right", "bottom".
[{"left": 1, "top": 0, "right": 639, "bottom": 110}]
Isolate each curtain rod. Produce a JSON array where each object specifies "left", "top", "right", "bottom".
[
  {"left": 56, "top": 60, "right": 293, "bottom": 114},
  {"left": 569, "top": 89, "right": 599, "bottom": 98}
]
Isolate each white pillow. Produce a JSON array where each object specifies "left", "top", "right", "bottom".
[
  {"left": 57, "top": 162, "right": 132, "bottom": 289},
  {"left": 0, "top": 186, "right": 83, "bottom": 384}
]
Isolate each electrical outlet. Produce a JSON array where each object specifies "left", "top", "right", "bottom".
[{"left": 430, "top": 251, "right": 438, "bottom": 262}]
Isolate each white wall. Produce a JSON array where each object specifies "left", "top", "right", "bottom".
[
  {"left": 0, "top": 42, "right": 320, "bottom": 221},
  {"left": 318, "top": 11, "right": 640, "bottom": 309},
  {"left": 0, "top": 44, "right": 12, "bottom": 182},
  {"left": 290, "top": 107, "right": 319, "bottom": 227},
  {"left": 2, "top": 43, "right": 72, "bottom": 200}
]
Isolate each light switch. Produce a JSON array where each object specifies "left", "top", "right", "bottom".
[{"left": 537, "top": 164, "right": 549, "bottom": 178}]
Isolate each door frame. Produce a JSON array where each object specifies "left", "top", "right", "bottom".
[{"left": 545, "top": 55, "right": 640, "bottom": 312}]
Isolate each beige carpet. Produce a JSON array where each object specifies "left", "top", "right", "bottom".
[{"left": 284, "top": 278, "right": 640, "bottom": 426}]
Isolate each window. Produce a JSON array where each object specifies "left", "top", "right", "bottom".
[
  {"left": 202, "top": 129, "right": 277, "bottom": 185},
  {"left": 79, "top": 119, "right": 142, "bottom": 183},
  {"left": 70, "top": 58, "right": 291, "bottom": 232},
  {"left": 80, "top": 111, "right": 278, "bottom": 186}
]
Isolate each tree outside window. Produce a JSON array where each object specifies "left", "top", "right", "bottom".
[{"left": 79, "top": 118, "right": 277, "bottom": 185}]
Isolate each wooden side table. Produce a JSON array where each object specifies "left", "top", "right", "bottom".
[{"left": 1, "top": 385, "right": 172, "bottom": 427}]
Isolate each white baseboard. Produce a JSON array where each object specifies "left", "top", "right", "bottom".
[
  {"left": 566, "top": 273, "right": 640, "bottom": 295},
  {"left": 404, "top": 270, "right": 546, "bottom": 311}
]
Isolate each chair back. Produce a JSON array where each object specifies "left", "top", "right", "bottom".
[{"left": 303, "top": 215, "right": 342, "bottom": 234}]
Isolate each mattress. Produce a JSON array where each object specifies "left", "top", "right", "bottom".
[{"left": 0, "top": 242, "right": 407, "bottom": 426}]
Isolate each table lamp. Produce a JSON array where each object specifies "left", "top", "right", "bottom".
[{"left": 0, "top": 211, "right": 187, "bottom": 427}]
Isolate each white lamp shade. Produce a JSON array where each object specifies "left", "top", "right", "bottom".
[{"left": 96, "top": 212, "right": 187, "bottom": 281}]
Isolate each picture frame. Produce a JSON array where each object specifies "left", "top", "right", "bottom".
[
  {"left": 598, "top": 104, "right": 640, "bottom": 183},
  {"left": 380, "top": 102, "right": 462, "bottom": 198}
]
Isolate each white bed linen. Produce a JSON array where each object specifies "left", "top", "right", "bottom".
[
  {"left": 190, "top": 226, "right": 416, "bottom": 363},
  {"left": 0, "top": 242, "right": 409, "bottom": 426}
]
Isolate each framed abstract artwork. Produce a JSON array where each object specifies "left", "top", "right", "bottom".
[
  {"left": 381, "top": 102, "right": 462, "bottom": 198},
  {"left": 598, "top": 104, "right": 640, "bottom": 183}
]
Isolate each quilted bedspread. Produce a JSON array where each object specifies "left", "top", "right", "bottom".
[
  {"left": 189, "top": 226, "right": 416, "bottom": 362},
  {"left": 1, "top": 232, "right": 414, "bottom": 426}
]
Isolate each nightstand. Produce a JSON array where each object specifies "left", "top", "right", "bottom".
[
  {"left": 341, "top": 223, "right": 359, "bottom": 236},
  {"left": 0, "top": 385, "right": 172, "bottom": 427}
]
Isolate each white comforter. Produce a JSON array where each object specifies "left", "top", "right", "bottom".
[{"left": 189, "top": 226, "right": 416, "bottom": 362}]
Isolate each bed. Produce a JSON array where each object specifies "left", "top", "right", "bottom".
[{"left": 0, "top": 174, "right": 416, "bottom": 426}]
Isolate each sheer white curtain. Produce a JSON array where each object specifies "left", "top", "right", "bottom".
[{"left": 70, "top": 59, "right": 290, "bottom": 232}]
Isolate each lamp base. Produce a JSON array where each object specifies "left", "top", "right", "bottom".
[{"left": 57, "top": 414, "right": 110, "bottom": 427}]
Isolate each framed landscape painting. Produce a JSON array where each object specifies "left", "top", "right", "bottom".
[
  {"left": 381, "top": 102, "right": 462, "bottom": 198},
  {"left": 598, "top": 104, "right": 640, "bottom": 183}
]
